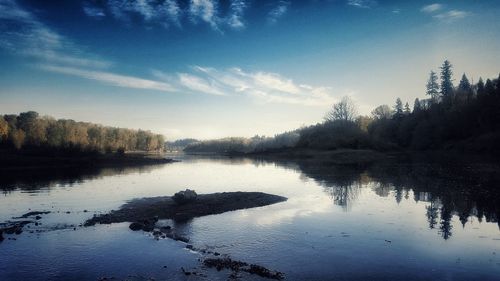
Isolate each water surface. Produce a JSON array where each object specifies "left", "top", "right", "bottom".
[{"left": 1, "top": 154, "right": 499, "bottom": 280}]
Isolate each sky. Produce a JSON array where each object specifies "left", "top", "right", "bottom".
[{"left": 0, "top": 0, "right": 499, "bottom": 140}]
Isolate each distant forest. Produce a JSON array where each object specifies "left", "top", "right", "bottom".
[
  {"left": 185, "top": 60, "right": 500, "bottom": 154},
  {"left": 0, "top": 111, "right": 165, "bottom": 154}
]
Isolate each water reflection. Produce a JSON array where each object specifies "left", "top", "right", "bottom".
[
  {"left": 254, "top": 155, "right": 500, "bottom": 239},
  {"left": 1, "top": 154, "right": 499, "bottom": 241},
  {"left": 0, "top": 165, "right": 163, "bottom": 193}
]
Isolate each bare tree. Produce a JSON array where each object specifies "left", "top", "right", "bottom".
[
  {"left": 371, "top": 105, "right": 392, "bottom": 120},
  {"left": 325, "top": 96, "right": 358, "bottom": 122}
]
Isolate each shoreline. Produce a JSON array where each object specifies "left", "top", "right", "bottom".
[{"left": 0, "top": 150, "right": 176, "bottom": 170}]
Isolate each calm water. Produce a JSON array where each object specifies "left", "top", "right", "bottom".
[{"left": 1, "top": 153, "right": 499, "bottom": 281}]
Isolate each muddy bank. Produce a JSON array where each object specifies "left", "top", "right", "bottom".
[{"left": 85, "top": 192, "right": 287, "bottom": 226}]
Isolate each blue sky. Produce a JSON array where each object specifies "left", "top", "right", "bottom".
[{"left": 1, "top": 0, "right": 499, "bottom": 140}]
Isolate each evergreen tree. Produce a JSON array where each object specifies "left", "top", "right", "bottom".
[
  {"left": 426, "top": 70, "right": 440, "bottom": 102},
  {"left": 413, "top": 98, "right": 422, "bottom": 112},
  {"left": 440, "top": 60, "right": 454, "bottom": 99},
  {"left": 393, "top": 98, "right": 403, "bottom": 119},
  {"left": 404, "top": 102, "right": 411, "bottom": 114},
  {"left": 485, "top": 79, "right": 495, "bottom": 95},
  {"left": 477, "top": 77, "right": 485, "bottom": 96},
  {"left": 458, "top": 73, "right": 471, "bottom": 92}
]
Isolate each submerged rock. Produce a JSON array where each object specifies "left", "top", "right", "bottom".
[
  {"left": 203, "top": 257, "right": 284, "bottom": 280},
  {"left": 0, "top": 230, "right": 4, "bottom": 242}
]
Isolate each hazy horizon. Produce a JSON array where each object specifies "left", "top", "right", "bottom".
[{"left": 1, "top": 0, "right": 499, "bottom": 140}]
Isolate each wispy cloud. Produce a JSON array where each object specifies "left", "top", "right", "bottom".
[
  {"left": 83, "top": 0, "right": 250, "bottom": 30},
  {"left": 178, "top": 72, "right": 226, "bottom": 96},
  {"left": 83, "top": 4, "right": 105, "bottom": 18},
  {"left": 227, "top": 0, "right": 247, "bottom": 29},
  {"left": 347, "top": 0, "right": 377, "bottom": 9},
  {"left": 420, "top": 3, "right": 469, "bottom": 23},
  {"left": 155, "top": 66, "right": 337, "bottom": 106},
  {"left": 268, "top": 1, "right": 290, "bottom": 24},
  {"left": 433, "top": 10, "right": 470, "bottom": 22},
  {"left": 420, "top": 3, "right": 443, "bottom": 13},
  {"left": 103, "top": 0, "right": 182, "bottom": 28},
  {"left": 189, "top": 0, "right": 219, "bottom": 29},
  {"left": 42, "top": 65, "right": 176, "bottom": 92},
  {"left": 0, "top": 0, "right": 110, "bottom": 68}
]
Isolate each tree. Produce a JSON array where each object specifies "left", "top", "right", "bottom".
[
  {"left": 413, "top": 98, "right": 422, "bottom": 112},
  {"left": 371, "top": 105, "right": 392, "bottom": 120},
  {"left": 10, "top": 129, "right": 25, "bottom": 150},
  {"left": 426, "top": 70, "right": 440, "bottom": 102},
  {"left": 393, "top": 98, "right": 403, "bottom": 119},
  {"left": 325, "top": 96, "right": 358, "bottom": 122},
  {"left": 485, "top": 79, "right": 495, "bottom": 95},
  {"left": 477, "top": 77, "right": 485, "bottom": 96},
  {"left": 458, "top": 73, "right": 471, "bottom": 92},
  {"left": 404, "top": 102, "right": 411, "bottom": 114},
  {"left": 0, "top": 116, "right": 8, "bottom": 142},
  {"left": 440, "top": 60, "right": 454, "bottom": 99}
]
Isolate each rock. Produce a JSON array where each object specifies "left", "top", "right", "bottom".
[
  {"left": 172, "top": 189, "right": 198, "bottom": 205},
  {"left": 0, "top": 230, "right": 4, "bottom": 242},
  {"left": 186, "top": 244, "right": 194, "bottom": 250},
  {"left": 35, "top": 216, "right": 42, "bottom": 220},
  {"left": 160, "top": 226, "right": 171, "bottom": 233},
  {"left": 129, "top": 222, "right": 144, "bottom": 231},
  {"left": 173, "top": 235, "right": 189, "bottom": 243},
  {"left": 142, "top": 223, "right": 154, "bottom": 232},
  {"left": 152, "top": 230, "right": 162, "bottom": 236}
]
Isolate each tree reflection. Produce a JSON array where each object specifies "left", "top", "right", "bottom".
[{"left": 266, "top": 154, "right": 500, "bottom": 240}]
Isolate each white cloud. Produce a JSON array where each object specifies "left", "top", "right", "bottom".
[
  {"left": 85, "top": 0, "right": 249, "bottom": 30},
  {"left": 227, "top": 0, "right": 247, "bottom": 29},
  {"left": 41, "top": 65, "right": 176, "bottom": 92},
  {"left": 0, "top": 0, "right": 110, "bottom": 69},
  {"left": 420, "top": 3, "right": 443, "bottom": 13},
  {"left": 83, "top": 4, "right": 105, "bottom": 18},
  {"left": 347, "top": 0, "right": 377, "bottom": 9},
  {"left": 178, "top": 73, "right": 227, "bottom": 96},
  {"left": 155, "top": 66, "right": 337, "bottom": 106},
  {"left": 189, "top": 0, "right": 219, "bottom": 29},
  {"left": 268, "top": 1, "right": 290, "bottom": 24},
  {"left": 104, "top": 0, "right": 181, "bottom": 28},
  {"left": 433, "top": 10, "right": 469, "bottom": 22}
]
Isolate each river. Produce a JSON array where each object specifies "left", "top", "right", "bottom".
[{"left": 1, "top": 153, "right": 499, "bottom": 280}]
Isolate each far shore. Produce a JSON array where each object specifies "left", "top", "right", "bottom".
[{"left": 0, "top": 149, "right": 175, "bottom": 170}]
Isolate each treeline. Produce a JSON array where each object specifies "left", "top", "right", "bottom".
[
  {"left": 184, "top": 132, "right": 300, "bottom": 154},
  {"left": 0, "top": 111, "right": 165, "bottom": 153},
  {"left": 184, "top": 60, "right": 500, "bottom": 154}
]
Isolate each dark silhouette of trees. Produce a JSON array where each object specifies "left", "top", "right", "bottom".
[
  {"left": 404, "top": 102, "right": 411, "bottom": 115},
  {"left": 440, "top": 60, "right": 454, "bottom": 101},
  {"left": 0, "top": 112, "right": 165, "bottom": 153},
  {"left": 325, "top": 96, "right": 357, "bottom": 122},
  {"left": 393, "top": 98, "right": 404, "bottom": 119},
  {"left": 413, "top": 98, "right": 422, "bottom": 112},
  {"left": 371, "top": 105, "right": 392, "bottom": 120},
  {"left": 458, "top": 73, "right": 471, "bottom": 91},
  {"left": 184, "top": 60, "right": 499, "bottom": 155},
  {"left": 426, "top": 70, "right": 440, "bottom": 103}
]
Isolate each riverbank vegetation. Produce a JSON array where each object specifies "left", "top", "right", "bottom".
[
  {"left": 184, "top": 60, "right": 500, "bottom": 155},
  {"left": 0, "top": 111, "right": 165, "bottom": 154}
]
